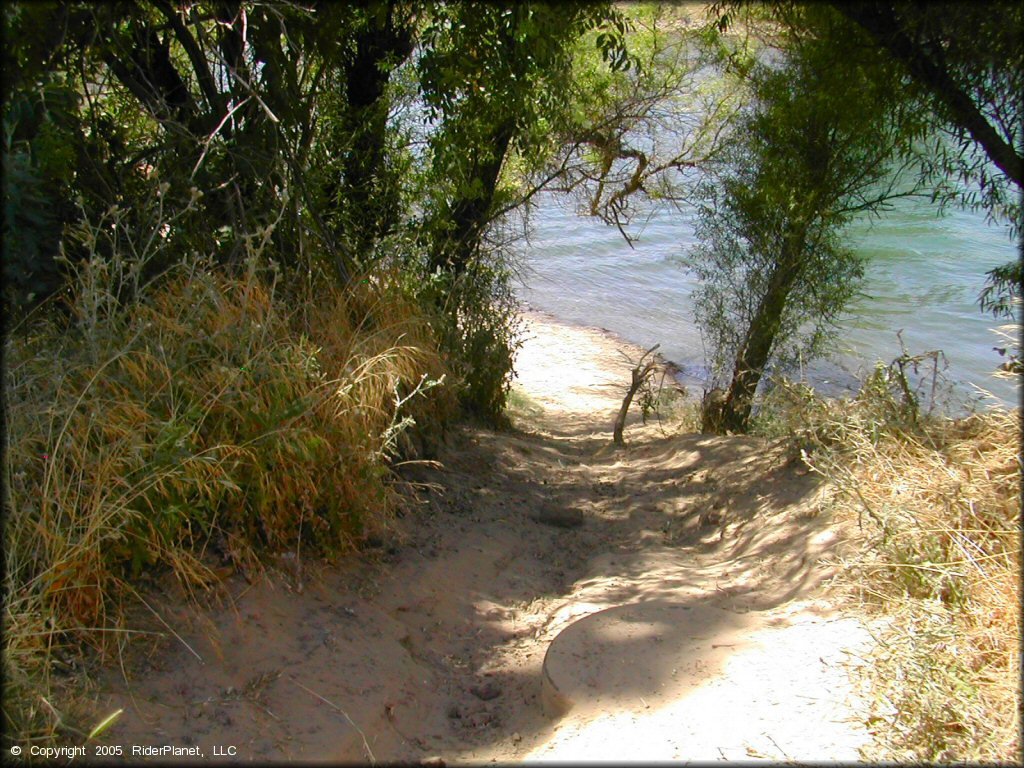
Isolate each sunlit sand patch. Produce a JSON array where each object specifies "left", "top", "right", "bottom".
[
  {"left": 98, "top": 306, "right": 877, "bottom": 764},
  {"left": 512, "top": 310, "right": 654, "bottom": 436},
  {"left": 526, "top": 609, "right": 872, "bottom": 762}
]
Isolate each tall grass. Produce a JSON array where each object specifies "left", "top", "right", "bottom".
[
  {"left": 3, "top": 239, "right": 452, "bottom": 746},
  {"left": 755, "top": 366, "right": 1020, "bottom": 762}
]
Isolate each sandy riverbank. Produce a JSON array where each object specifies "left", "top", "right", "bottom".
[{"left": 94, "top": 310, "right": 876, "bottom": 763}]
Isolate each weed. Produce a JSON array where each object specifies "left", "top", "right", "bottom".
[
  {"left": 3, "top": 245, "right": 451, "bottom": 749},
  {"left": 754, "top": 361, "right": 1020, "bottom": 761}
]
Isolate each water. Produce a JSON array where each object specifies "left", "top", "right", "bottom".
[{"left": 516, "top": 192, "right": 1020, "bottom": 410}]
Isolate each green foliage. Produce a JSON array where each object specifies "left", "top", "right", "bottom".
[
  {"left": 2, "top": 146, "right": 60, "bottom": 307},
  {"left": 1, "top": 1, "right": 408, "bottom": 300},
  {"left": 827, "top": 2, "right": 1024, "bottom": 332},
  {"left": 831, "top": 2, "right": 1022, "bottom": 229},
  {"left": 1, "top": 75, "right": 86, "bottom": 310},
  {"left": 412, "top": 258, "right": 523, "bottom": 425},
  {"left": 417, "top": 3, "right": 629, "bottom": 265},
  {"left": 979, "top": 260, "right": 1023, "bottom": 376},
  {"left": 725, "top": 1, "right": 1023, "bottom": 320},
  {"left": 0, "top": 0, "right": 641, "bottom": 432},
  {"left": 978, "top": 261, "right": 1022, "bottom": 320},
  {"left": 406, "top": 3, "right": 632, "bottom": 423},
  {"left": 688, "top": 179, "right": 865, "bottom": 379},
  {"left": 309, "top": 2, "right": 417, "bottom": 267},
  {"left": 686, "top": 11, "right": 914, "bottom": 432},
  {"left": 550, "top": 4, "right": 738, "bottom": 237}
]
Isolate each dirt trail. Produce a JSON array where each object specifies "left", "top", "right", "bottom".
[{"left": 97, "top": 309, "right": 875, "bottom": 763}]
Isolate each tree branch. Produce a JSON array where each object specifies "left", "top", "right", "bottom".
[
  {"left": 833, "top": 2, "right": 1023, "bottom": 188},
  {"left": 152, "top": 0, "right": 224, "bottom": 118}
]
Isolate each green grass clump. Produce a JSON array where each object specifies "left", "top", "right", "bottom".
[
  {"left": 754, "top": 368, "right": 1020, "bottom": 762},
  {"left": 3, "top": 255, "right": 452, "bottom": 749}
]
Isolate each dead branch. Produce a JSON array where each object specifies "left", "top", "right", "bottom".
[{"left": 613, "top": 343, "right": 661, "bottom": 446}]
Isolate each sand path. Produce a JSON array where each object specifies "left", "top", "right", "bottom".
[{"left": 96, "top": 309, "right": 875, "bottom": 763}]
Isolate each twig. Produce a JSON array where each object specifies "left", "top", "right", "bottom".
[
  {"left": 766, "top": 733, "right": 792, "bottom": 761},
  {"left": 613, "top": 343, "right": 661, "bottom": 446},
  {"left": 190, "top": 97, "right": 252, "bottom": 180},
  {"left": 135, "top": 594, "right": 204, "bottom": 665},
  {"left": 287, "top": 675, "right": 375, "bottom": 765}
]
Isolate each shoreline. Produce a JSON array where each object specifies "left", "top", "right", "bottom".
[
  {"left": 518, "top": 304, "right": 698, "bottom": 398},
  {"left": 517, "top": 302, "right": 1019, "bottom": 415}
]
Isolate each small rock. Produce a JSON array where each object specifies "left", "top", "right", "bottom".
[
  {"left": 469, "top": 681, "right": 502, "bottom": 701},
  {"left": 213, "top": 709, "right": 233, "bottom": 727},
  {"left": 512, "top": 732, "right": 522, "bottom": 744},
  {"left": 420, "top": 757, "right": 446, "bottom": 767},
  {"left": 533, "top": 507, "right": 584, "bottom": 529}
]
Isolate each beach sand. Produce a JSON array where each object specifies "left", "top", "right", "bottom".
[{"left": 94, "top": 309, "right": 876, "bottom": 763}]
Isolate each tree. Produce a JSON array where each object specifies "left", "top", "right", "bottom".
[
  {"left": 1, "top": 0, "right": 426, "bottom": 309},
  {"left": 417, "top": 2, "right": 631, "bottom": 276},
  {"left": 829, "top": 2, "right": 1022, "bottom": 198},
  {"left": 410, "top": 2, "right": 631, "bottom": 420},
  {"left": 1, "top": 0, "right": 642, "bottom": 423},
  {"left": 688, "top": 14, "right": 914, "bottom": 433},
  {"left": 315, "top": 1, "right": 418, "bottom": 267},
  {"left": 542, "top": 3, "right": 743, "bottom": 243},
  {"left": 723, "top": 1, "right": 1023, "bottom": 317},
  {"left": 828, "top": 1, "right": 1023, "bottom": 322}
]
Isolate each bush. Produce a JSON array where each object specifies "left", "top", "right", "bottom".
[
  {"left": 752, "top": 367, "right": 1020, "bottom": 761},
  {"left": 413, "top": 260, "right": 522, "bottom": 426},
  {"left": 3, "top": 247, "right": 452, "bottom": 747}
]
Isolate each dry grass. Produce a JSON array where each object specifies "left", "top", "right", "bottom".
[
  {"left": 756, "top": 368, "right": 1020, "bottom": 762},
  {"left": 3, "top": 251, "right": 452, "bottom": 748}
]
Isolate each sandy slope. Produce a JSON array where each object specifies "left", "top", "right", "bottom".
[{"left": 95, "top": 309, "right": 875, "bottom": 763}]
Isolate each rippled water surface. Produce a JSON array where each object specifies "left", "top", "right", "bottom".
[{"left": 516, "top": 193, "right": 1020, "bottom": 410}]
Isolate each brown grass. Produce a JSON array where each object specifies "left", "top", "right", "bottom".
[
  {"left": 756, "top": 369, "right": 1020, "bottom": 762},
  {"left": 3, "top": 253, "right": 452, "bottom": 748}
]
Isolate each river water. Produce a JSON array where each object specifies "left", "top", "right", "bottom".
[{"left": 516, "top": 192, "right": 1020, "bottom": 411}]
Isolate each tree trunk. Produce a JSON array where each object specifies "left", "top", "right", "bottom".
[
  {"left": 832, "top": 3, "right": 1023, "bottom": 188},
  {"left": 613, "top": 345, "right": 659, "bottom": 446},
  {"left": 340, "top": 4, "right": 415, "bottom": 258},
  {"left": 720, "top": 257, "right": 802, "bottom": 433},
  {"left": 429, "top": 121, "right": 515, "bottom": 277}
]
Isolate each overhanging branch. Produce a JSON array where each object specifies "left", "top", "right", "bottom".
[{"left": 832, "top": 2, "right": 1023, "bottom": 189}]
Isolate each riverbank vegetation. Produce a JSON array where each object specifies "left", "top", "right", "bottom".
[
  {"left": 1, "top": 0, "right": 640, "bottom": 747},
  {"left": 687, "top": 14, "right": 913, "bottom": 432},
  {"left": 4, "top": 242, "right": 451, "bottom": 743},
  {"left": 2, "top": 0, "right": 1019, "bottom": 759},
  {"left": 755, "top": 368, "right": 1020, "bottom": 762},
  {"left": 687, "top": 1, "right": 1021, "bottom": 435}
]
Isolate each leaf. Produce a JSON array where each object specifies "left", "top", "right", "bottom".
[{"left": 87, "top": 708, "right": 124, "bottom": 741}]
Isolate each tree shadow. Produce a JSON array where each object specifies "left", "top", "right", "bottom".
[{"left": 398, "top": 414, "right": 850, "bottom": 761}]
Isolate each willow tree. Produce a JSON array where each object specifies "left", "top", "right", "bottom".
[
  {"left": 829, "top": 1, "right": 1023, "bottom": 359},
  {"left": 731, "top": 1, "right": 1023, "bottom": 333},
  {"left": 412, "top": 1, "right": 631, "bottom": 420},
  {"left": 417, "top": 2, "right": 632, "bottom": 276},
  {"left": 688, "top": 12, "right": 915, "bottom": 433},
  {"left": 1, "top": 0, "right": 422, "bottom": 309}
]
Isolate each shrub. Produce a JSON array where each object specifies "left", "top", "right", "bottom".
[
  {"left": 412, "top": 259, "right": 522, "bottom": 426},
  {"left": 753, "top": 366, "right": 1020, "bottom": 761},
  {"left": 3, "top": 248, "right": 451, "bottom": 747}
]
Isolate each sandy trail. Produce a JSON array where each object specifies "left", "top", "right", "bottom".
[{"left": 96, "top": 309, "right": 874, "bottom": 763}]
